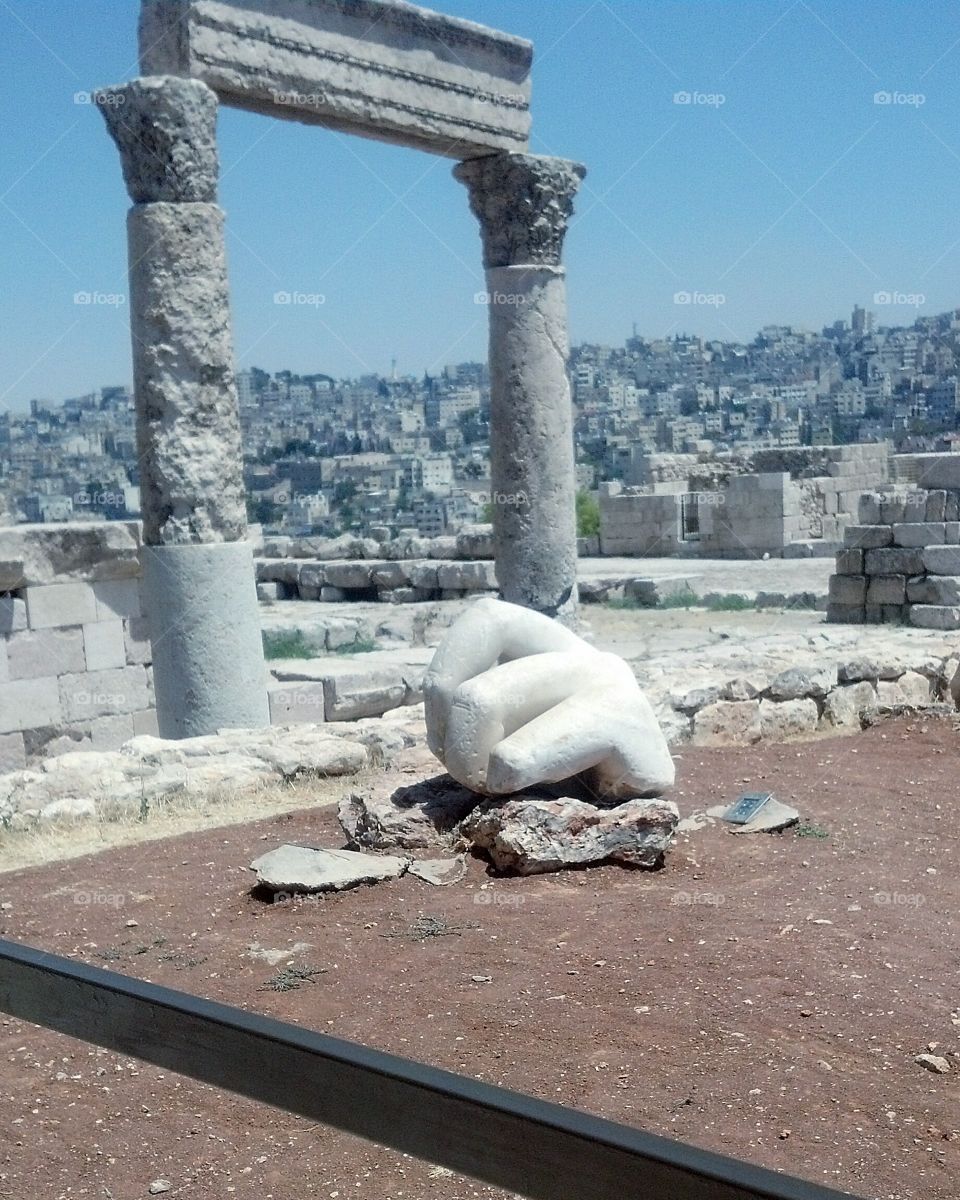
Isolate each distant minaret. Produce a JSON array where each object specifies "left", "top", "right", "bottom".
[{"left": 391, "top": 355, "right": 397, "bottom": 382}]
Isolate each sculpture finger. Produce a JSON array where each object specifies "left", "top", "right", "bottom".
[
  {"left": 442, "top": 649, "right": 595, "bottom": 791},
  {"left": 424, "top": 597, "right": 582, "bottom": 757}
]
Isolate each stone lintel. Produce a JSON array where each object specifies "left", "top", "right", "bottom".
[
  {"left": 454, "top": 153, "right": 586, "bottom": 268},
  {"left": 138, "top": 0, "right": 531, "bottom": 158}
]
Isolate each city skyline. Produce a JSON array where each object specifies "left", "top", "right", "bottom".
[{"left": 4, "top": 1, "right": 960, "bottom": 408}]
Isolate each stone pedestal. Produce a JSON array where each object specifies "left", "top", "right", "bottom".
[
  {"left": 98, "top": 75, "right": 269, "bottom": 736},
  {"left": 455, "top": 153, "right": 585, "bottom": 623}
]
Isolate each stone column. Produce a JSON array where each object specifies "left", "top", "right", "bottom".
[
  {"left": 454, "top": 153, "right": 585, "bottom": 623},
  {"left": 97, "top": 76, "right": 269, "bottom": 737}
]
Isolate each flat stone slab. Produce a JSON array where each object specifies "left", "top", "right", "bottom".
[
  {"left": 409, "top": 856, "right": 468, "bottom": 886},
  {"left": 250, "top": 844, "right": 408, "bottom": 893}
]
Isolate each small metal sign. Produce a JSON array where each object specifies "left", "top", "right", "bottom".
[{"left": 724, "top": 791, "right": 773, "bottom": 824}]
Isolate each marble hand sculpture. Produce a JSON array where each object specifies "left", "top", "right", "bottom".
[{"left": 424, "top": 598, "right": 674, "bottom": 800}]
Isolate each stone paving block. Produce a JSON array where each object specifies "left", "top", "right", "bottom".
[
  {"left": 843, "top": 524, "right": 892, "bottom": 549},
  {"left": 908, "top": 574, "right": 960, "bottom": 605},
  {"left": 268, "top": 682, "right": 327, "bottom": 726},
  {"left": 866, "top": 575, "right": 906, "bottom": 606},
  {"left": 825, "top": 602, "right": 865, "bottom": 624},
  {"left": 83, "top": 620, "right": 127, "bottom": 671},
  {"left": 0, "top": 731, "right": 26, "bottom": 772},
  {"left": 909, "top": 604, "right": 960, "bottom": 630},
  {"left": 892, "top": 522, "right": 946, "bottom": 547},
  {"left": 132, "top": 708, "right": 160, "bottom": 737},
  {"left": 921, "top": 545, "right": 960, "bottom": 575},
  {"left": 124, "top": 616, "right": 152, "bottom": 665},
  {"left": 6, "top": 628, "right": 85, "bottom": 679},
  {"left": 828, "top": 574, "right": 867, "bottom": 605},
  {"left": 925, "top": 490, "right": 948, "bottom": 521},
  {"left": 322, "top": 670, "right": 407, "bottom": 721},
  {"left": 24, "top": 582, "right": 98, "bottom": 629},
  {"left": 835, "top": 548, "right": 863, "bottom": 575},
  {"left": 92, "top": 578, "right": 142, "bottom": 621},
  {"left": 864, "top": 548, "right": 924, "bottom": 576},
  {"left": 0, "top": 595, "right": 26, "bottom": 634},
  {"left": 58, "top": 665, "right": 151, "bottom": 722},
  {"left": 89, "top": 713, "right": 135, "bottom": 750},
  {"left": 0, "top": 677, "right": 62, "bottom": 733}
]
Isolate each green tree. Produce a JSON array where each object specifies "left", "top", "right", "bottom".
[{"left": 575, "top": 490, "right": 600, "bottom": 538}]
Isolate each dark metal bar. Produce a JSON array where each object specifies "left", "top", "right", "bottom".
[{"left": 0, "top": 938, "right": 864, "bottom": 1200}]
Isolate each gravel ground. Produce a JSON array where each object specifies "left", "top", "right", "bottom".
[{"left": 1, "top": 713, "right": 957, "bottom": 1200}]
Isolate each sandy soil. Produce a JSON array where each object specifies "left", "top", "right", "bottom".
[{"left": 0, "top": 714, "right": 958, "bottom": 1200}]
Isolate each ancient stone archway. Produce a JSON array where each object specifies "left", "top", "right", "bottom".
[{"left": 97, "top": 0, "right": 584, "bottom": 738}]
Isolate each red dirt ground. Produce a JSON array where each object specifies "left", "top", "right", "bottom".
[{"left": 0, "top": 713, "right": 958, "bottom": 1200}]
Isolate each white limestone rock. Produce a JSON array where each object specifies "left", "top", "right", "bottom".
[
  {"left": 692, "top": 700, "right": 761, "bottom": 746},
  {"left": 759, "top": 698, "right": 820, "bottom": 741},
  {"left": 424, "top": 598, "right": 674, "bottom": 800}
]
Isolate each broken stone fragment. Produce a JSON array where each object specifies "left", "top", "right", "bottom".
[
  {"left": 409, "top": 857, "right": 468, "bottom": 886},
  {"left": 339, "top": 775, "right": 480, "bottom": 851},
  {"left": 249, "top": 844, "right": 408, "bottom": 893},
  {"left": 460, "top": 794, "right": 678, "bottom": 875}
]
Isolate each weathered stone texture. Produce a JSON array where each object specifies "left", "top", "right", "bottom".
[
  {"left": 127, "top": 202, "right": 247, "bottom": 545},
  {"left": 139, "top": 0, "right": 532, "bottom": 158},
  {"left": 96, "top": 76, "right": 219, "bottom": 203},
  {"left": 454, "top": 153, "right": 585, "bottom": 268}
]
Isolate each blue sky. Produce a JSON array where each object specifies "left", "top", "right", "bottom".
[{"left": 2, "top": 1, "right": 960, "bottom": 410}]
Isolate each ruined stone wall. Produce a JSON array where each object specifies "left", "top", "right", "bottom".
[
  {"left": 827, "top": 485, "right": 960, "bottom": 627},
  {"left": 597, "top": 487, "right": 683, "bottom": 557},
  {"left": 0, "top": 523, "right": 155, "bottom": 770}
]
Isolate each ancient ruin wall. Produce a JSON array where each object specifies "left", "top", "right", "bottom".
[{"left": 0, "top": 523, "right": 155, "bottom": 770}]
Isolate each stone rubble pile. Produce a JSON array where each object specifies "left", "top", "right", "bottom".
[
  {"left": 0, "top": 720, "right": 408, "bottom": 829},
  {"left": 339, "top": 778, "right": 679, "bottom": 876},
  {"left": 827, "top": 487, "right": 960, "bottom": 628}
]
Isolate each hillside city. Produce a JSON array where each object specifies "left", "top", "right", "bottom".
[{"left": 4, "top": 303, "right": 960, "bottom": 539}]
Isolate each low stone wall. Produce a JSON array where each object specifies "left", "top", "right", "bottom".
[
  {"left": 658, "top": 649, "right": 957, "bottom": 747},
  {"left": 0, "top": 522, "right": 155, "bottom": 769},
  {"left": 826, "top": 487, "right": 960, "bottom": 627}
]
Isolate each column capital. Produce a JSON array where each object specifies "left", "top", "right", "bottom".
[
  {"left": 96, "top": 75, "right": 219, "bottom": 203},
  {"left": 454, "top": 152, "right": 586, "bottom": 268}
]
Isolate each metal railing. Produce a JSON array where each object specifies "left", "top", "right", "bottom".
[{"left": 0, "top": 938, "right": 866, "bottom": 1200}]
